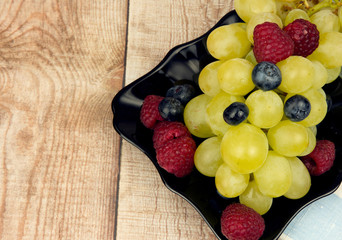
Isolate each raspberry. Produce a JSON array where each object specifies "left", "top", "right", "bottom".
[
  {"left": 155, "top": 136, "right": 196, "bottom": 177},
  {"left": 284, "top": 19, "right": 319, "bottom": 57},
  {"left": 301, "top": 140, "right": 336, "bottom": 176},
  {"left": 153, "top": 121, "right": 191, "bottom": 149},
  {"left": 140, "top": 95, "right": 164, "bottom": 129},
  {"left": 253, "top": 22, "right": 294, "bottom": 64},
  {"left": 221, "top": 203, "right": 265, "bottom": 240}
]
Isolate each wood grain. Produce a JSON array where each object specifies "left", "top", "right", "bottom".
[
  {"left": 0, "top": 0, "right": 126, "bottom": 239},
  {"left": 117, "top": 1, "right": 234, "bottom": 239}
]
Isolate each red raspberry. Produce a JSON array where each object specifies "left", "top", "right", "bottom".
[
  {"left": 153, "top": 121, "right": 191, "bottom": 149},
  {"left": 140, "top": 95, "right": 164, "bottom": 129},
  {"left": 221, "top": 203, "right": 265, "bottom": 240},
  {"left": 301, "top": 140, "right": 336, "bottom": 176},
  {"left": 253, "top": 22, "right": 294, "bottom": 64},
  {"left": 284, "top": 19, "right": 319, "bottom": 57},
  {"left": 156, "top": 136, "right": 196, "bottom": 177}
]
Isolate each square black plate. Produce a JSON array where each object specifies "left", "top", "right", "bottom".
[{"left": 112, "top": 10, "right": 342, "bottom": 240}]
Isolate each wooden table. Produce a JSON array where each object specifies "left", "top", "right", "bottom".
[{"left": 1, "top": 1, "right": 342, "bottom": 240}]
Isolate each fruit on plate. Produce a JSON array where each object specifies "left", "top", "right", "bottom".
[
  {"left": 267, "top": 120, "right": 309, "bottom": 157},
  {"left": 153, "top": 120, "right": 197, "bottom": 177},
  {"left": 284, "top": 156, "right": 311, "bottom": 199},
  {"left": 215, "top": 163, "right": 250, "bottom": 198},
  {"left": 245, "top": 89, "right": 284, "bottom": 128},
  {"left": 218, "top": 58, "right": 255, "bottom": 95},
  {"left": 300, "top": 140, "right": 336, "bottom": 176},
  {"left": 165, "top": 83, "right": 196, "bottom": 105},
  {"left": 153, "top": 121, "right": 191, "bottom": 149},
  {"left": 253, "top": 150, "right": 292, "bottom": 198},
  {"left": 276, "top": 56, "right": 315, "bottom": 93},
  {"left": 158, "top": 97, "right": 184, "bottom": 122},
  {"left": 283, "top": 94, "right": 311, "bottom": 122},
  {"left": 234, "top": 0, "right": 277, "bottom": 23},
  {"left": 207, "top": 24, "right": 251, "bottom": 60},
  {"left": 138, "top": 0, "right": 341, "bottom": 239},
  {"left": 221, "top": 203, "right": 265, "bottom": 240},
  {"left": 283, "top": 18, "right": 319, "bottom": 57},
  {"left": 155, "top": 135, "right": 196, "bottom": 177},
  {"left": 223, "top": 101, "right": 249, "bottom": 126},
  {"left": 251, "top": 61, "right": 282, "bottom": 91},
  {"left": 194, "top": 136, "right": 223, "bottom": 177},
  {"left": 239, "top": 180, "right": 273, "bottom": 215},
  {"left": 183, "top": 93, "right": 215, "bottom": 138},
  {"left": 253, "top": 21, "right": 293, "bottom": 63},
  {"left": 140, "top": 95, "right": 164, "bottom": 129},
  {"left": 220, "top": 123, "right": 268, "bottom": 174}
]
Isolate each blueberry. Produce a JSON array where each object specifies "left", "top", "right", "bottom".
[
  {"left": 158, "top": 97, "right": 184, "bottom": 121},
  {"left": 223, "top": 102, "right": 249, "bottom": 126},
  {"left": 166, "top": 84, "right": 196, "bottom": 105},
  {"left": 252, "top": 61, "right": 282, "bottom": 91},
  {"left": 284, "top": 95, "right": 311, "bottom": 122}
]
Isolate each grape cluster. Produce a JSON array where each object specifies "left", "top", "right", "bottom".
[{"left": 185, "top": 0, "right": 342, "bottom": 217}]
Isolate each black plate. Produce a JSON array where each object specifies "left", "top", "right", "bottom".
[{"left": 112, "top": 10, "right": 342, "bottom": 240}]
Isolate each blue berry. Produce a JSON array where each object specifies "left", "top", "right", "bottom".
[
  {"left": 166, "top": 84, "right": 196, "bottom": 105},
  {"left": 223, "top": 102, "right": 249, "bottom": 126},
  {"left": 252, "top": 61, "right": 282, "bottom": 91},
  {"left": 158, "top": 97, "right": 184, "bottom": 121},
  {"left": 284, "top": 95, "right": 311, "bottom": 122}
]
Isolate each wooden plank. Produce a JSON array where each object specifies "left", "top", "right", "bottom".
[
  {"left": 0, "top": 0, "right": 127, "bottom": 239},
  {"left": 117, "top": 1, "right": 234, "bottom": 239}
]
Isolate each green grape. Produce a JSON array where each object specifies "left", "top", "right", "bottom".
[
  {"left": 276, "top": 0, "right": 297, "bottom": 23},
  {"left": 245, "top": 49, "right": 258, "bottom": 65},
  {"left": 326, "top": 66, "right": 341, "bottom": 84},
  {"left": 215, "top": 163, "right": 250, "bottom": 198},
  {"left": 234, "top": 0, "right": 277, "bottom": 23},
  {"left": 311, "top": 60, "right": 328, "bottom": 89},
  {"left": 245, "top": 90, "right": 283, "bottom": 129},
  {"left": 198, "top": 61, "right": 223, "bottom": 97},
  {"left": 239, "top": 180, "right": 273, "bottom": 215},
  {"left": 184, "top": 94, "right": 214, "bottom": 138},
  {"left": 276, "top": 56, "right": 314, "bottom": 93},
  {"left": 253, "top": 151, "right": 292, "bottom": 198},
  {"left": 218, "top": 58, "right": 255, "bottom": 96},
  {"left": 232, "top": 22, "right": 247, "bottom": 30},
  {"left": 308, "top": 31, "right": 342, "bottom": 69},
  {"left": 298, "top": 127, "right": 316, "bottom": 156},
  {"left": 284, "top": 156, "right": 311, "bottom": 199},
  {"left": 309, "top": 125, "right": 317, "bottom": 136},
  {"left": 310, "top": 9, "right": 340, "bottom": 34},
  {"left": 206, "top": 91, "right": 245, "bottom": 136},
  {"left": 267, "top": 120, "right": 309, "bottom": 157},
  {"left": 284, "top": 8, "right": 310, "bottom": 26},
  {"left": 246, "top": 12, "right": 283, "bottom": 44},
  {"left": 286, "top": 88, "right": 328, "bottom": 127},
  {"left": 318, "top": 88, "right": 326, "bottom": 99},
  {"left": 339, "top": 6, "right": 342, "bottom": 31},
  {"left": 221, "top": 123, "right": 268, "bottom": 174},
  {"left": 194, "top": 136, "right": 223, "bottom": 177},
  {"left": 206, "top": 24, "right": 251, "bottom": 60}
]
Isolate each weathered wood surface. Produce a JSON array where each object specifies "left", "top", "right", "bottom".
[{"left": 0, "top": 0, "right": 125, "bottom": 239}]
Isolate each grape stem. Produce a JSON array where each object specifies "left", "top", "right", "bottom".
[{"left": 306, "top": 0, "right": 342, "bottom": 16}]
